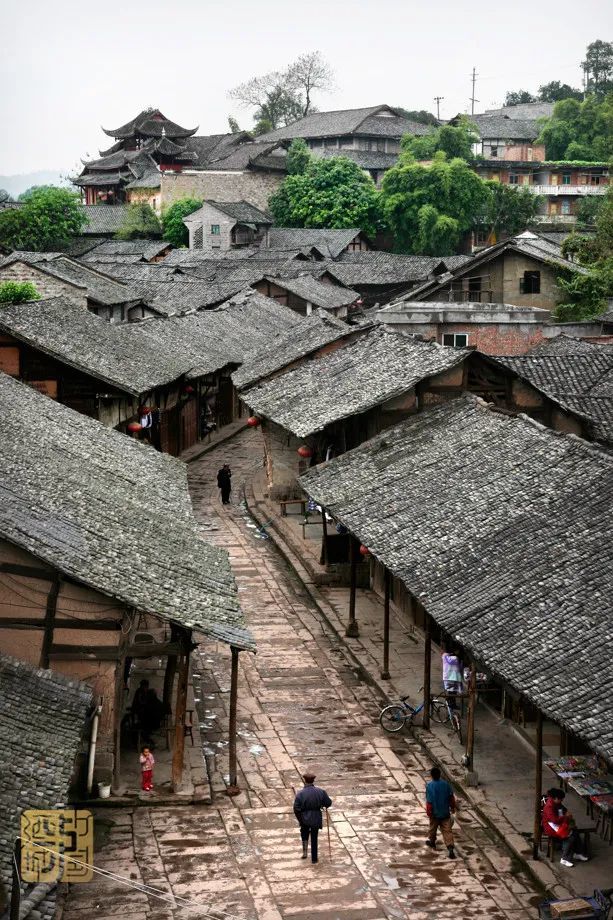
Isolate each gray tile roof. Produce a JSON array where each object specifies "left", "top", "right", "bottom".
[
  {"left": 265, "top": 274, "right": 359, "bottom": 309},
  {"left": 0, "top": 296, "right": 184, "bottom": 394},
  {"left": 124, "top": 171, "right": 161, "bottom": 190},
  {"left": 81, "top": 205, "right": 129, "bottom": 234},
  {"left": 1, "top": 254, "right": 140, "bottom": 306},
  {"left": 205, "top": 200, "right": 272, "bottom": 224},
  {"left": 0, "top": 372, "right": 253, "bottom": 648},
  {"left": 103, "top": 109, "right": 198, "bottom": 140},
  {"left": 299, "top": 396, "right": 613, "bottom": 761},
  {"left": 331, "top": 252, "right": 442, "bottom": 285},
  {"left": 266, "top": 228, "right": 363, "bottom": 259},
  {"left": 232, "top": 312, "right": 349, "bottom": 389},
  {"left": 484, "top": 101, "right": 555, "bottom": 120},
  {"left": 241, "top": 325, "right": 470, "bottom": 437},
  {"left": 0, "top": 654, "right": 92, "bottom": 913},
  {"left": 470, "top": 114, "right": 541, "bottom": 141},
  {"left": 257, "top": 105, "right": 430, "bottom": 142},
  {"left": 80, "top": 240, "right": 170, "bottom": 263},
  {"left": 493, "top": 338, "right": 613, "bottom": 444}
]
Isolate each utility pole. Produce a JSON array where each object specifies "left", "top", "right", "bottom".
[
  {"left": 470, "top": 67, "right": 479, "bottom": 115},
  {"left": 434, "top": 96, "right": 444, "bottom": 121}
]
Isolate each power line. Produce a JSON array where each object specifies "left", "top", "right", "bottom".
[{"left": 433, "top": 96, "right": 444, "bottom": 121}]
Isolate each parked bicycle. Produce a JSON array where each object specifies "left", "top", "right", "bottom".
[{"left": 379, "top": 689, "right": 462, "bottom": 744}]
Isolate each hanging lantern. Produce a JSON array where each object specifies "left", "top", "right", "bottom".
[
  {"left": 247, "top": 416, "right": 261, "bottom": 428},
  {"left": 359, "top": 544, "right": 371, "bottom": 556},
  {"left": 297, "top": 445, "right": 313, "bottom": 459},
  {"left": 127, "top": 422, "right": 142, "bottom": 434},
  {"left": 183, "top": 384, "right": 195, "bottom": 395}
]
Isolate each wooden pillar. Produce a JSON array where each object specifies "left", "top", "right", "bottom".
[
  {"left": 320, "top": 508, "right": 328, "bottom": 566},
  {"left": 171, "top": 631, "right": 191, "bottom": 792},
  {"left": 533, "top": 710, "right": 543, "bottom": 860},
  {"left": 10, "top": 837, "right": 21, "bottom": 920},
  {"left": 423, "top": 611, "right": 431, "bottom": 730},
  {"left": 465, "top": 661, "right": 477, "bottom": 768},
  {"left": 40, "top": 574, "right": 61, "bottom": 669},
  {"left": 227, "top": 646, "right": 240, "bottom": 795},
  {"left": 163, "top": 655, "right": 178, "bottom": 713},
  {"left": 381, "top": 569, "right": 391, "bottom": 680},
  {"left": 112, "top": 613, "right": 131, "bottom": 792},
  {"left": 346, "top": 538, "right": 359, "bottom": 638}
]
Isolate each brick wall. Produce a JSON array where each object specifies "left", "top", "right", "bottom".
[
  {"left": 161, "top": 170, "right": 283, "bottom": 212},
  {"left": 0, "top": 262, "right": 88, "bottom": 309}
]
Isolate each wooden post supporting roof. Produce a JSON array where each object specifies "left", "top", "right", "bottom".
[
  {"left": 346, "top": 537, "right": 359, "bottom": 638},
  {"left": 465, "top": 661, "right": 477, "bottom": 769},
  {"left": 171, "top": 629, "right": 191, "bottom": 792},
  {"left": 423, "top": 611, "right": 431, "bottom": 730},
  {"left": 381, "top": 570, "right": 391, "bottom": 680},
  {"left": 226, "top": 646, "right": 241, "bottom": 796},
  {"left": 320, "top": 508, "right": 328, "bottom": 566},
  {"left": 39, "top": 574, "right": 61, "bottom": 669},
  {"left": 533, "top": 710, "right": 543, "bottom": 860}
]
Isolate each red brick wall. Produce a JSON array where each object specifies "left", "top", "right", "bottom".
[{"left": 440, "top": 323, "right": 545, "bottom": 355}]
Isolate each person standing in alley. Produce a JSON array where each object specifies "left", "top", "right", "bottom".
[
  {"left": 293, "top": 772, "right": 332, "bottom": 864},
  {"left": 425, "top": 766, "right": 457, "bottom": 859},
  {"left": 217, "top": 463, "right": 232, "bottom": 505}
]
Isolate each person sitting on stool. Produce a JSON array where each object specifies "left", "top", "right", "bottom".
[
  {"left": 542, "top": 788, "right": 589, "bottom": 868},
  {"left": 293, "top": 772, "right": 332, "bottom": 864}
]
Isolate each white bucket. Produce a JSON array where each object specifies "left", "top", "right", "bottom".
[{"left": 98, "top": 783, "right": 111, "bottom": 799}]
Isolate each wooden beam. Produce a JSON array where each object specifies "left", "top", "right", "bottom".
[
  {"left": 10, "top": 838, "right": 21, "bottom": 920},
  {"left": 0, "top": 618, "right": 121, "bottom": 630},
  {"left": 346, "top": 538, "right": 359, "bottom": 638},
  {"left": 0, "top": 562, "right": 53, "bottom": 580},
  {"left": 227, "top": 646, "right": 240, "bottom": 795},
  {"left": 171, "top": 630, "right": 191, "bottom": 792},
  {"left": 320, "top": 508, "right": 328, "bottom": 566},
  {"left": 381, "top": 570, "right": 391, "bottom": 680},
  {"left": 533, "top": 710, "right": 543, "bottom": 860},
  {"left": 423, "top": 611, "right": 431, "bottom": 730},
  {"left": 39, "top": 575, "right": 61, "bottom": 669},
  {"left": 112, "top": 613, "right": 131, "bottom": 792},
  {"left": 465, "top": 661, "right": 477, "bottom": 769}
]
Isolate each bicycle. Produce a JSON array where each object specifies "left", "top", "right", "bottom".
[{"left": 379, "top": 690, "right": 463, "bottom": 745}]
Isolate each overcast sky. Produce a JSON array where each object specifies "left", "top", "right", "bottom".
[{"left": 0, "top": 0, "right": 607, "bottom": 175}]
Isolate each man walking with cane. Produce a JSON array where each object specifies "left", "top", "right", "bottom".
[{"left": 293, "top": 772, "right": 332, "bottom": 864}]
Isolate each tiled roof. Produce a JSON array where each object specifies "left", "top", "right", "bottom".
[
  {"left": 299, "top": 396, "right": 613, "bottom": 760},
  {"left": 0, "top": 372, "right": 253, "bottom": 648},
  {"left": 266, "top": 228, "right": 363, "bottom": 258},
  {"left": 470, "top": 114, "right": 541, "bottom": 141},
  {"left": 0, "top": 654, "right": 92, "bottom": 914},
  {"left": 241, "top": 325, "right": 470, "bottom": 437},
  {"left": 125, "top": 171, "right": 161, "bottom": 190},
  {"left": 0, "top": 253, "right": 139, "bottom": 306},
  {"left": 257, "top": 105, "right": 430, "bottom": 142},
  {"left": 80, "top": 239, "right": 170, "bottom": 263},
  {"left": 265, "top": 274, "right": 359, "bottom": 309},
  {"left": 331, "top": 252, "right": 442, "bottom": 285},
  {"left": 103, "top": 109, "right": 197, "bottom": 139},
  {"left": 126, "top": 277, "right": 251, "bottom": 312},
  {"left": 493, "top": 337, "right": 613, "bottom": 444},
  {"left": 81, "top": 204, "right": 129, "bottom": 234},
  {"left": 202, "top": 200, "right": 272, "bottom": 224},
  {"left": 484, "top": 101, "right": 554, "bottom": 120},
  {"left": 232, "top": 312, "right": 349, "bottom": 389}
]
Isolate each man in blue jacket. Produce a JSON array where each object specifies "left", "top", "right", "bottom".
[
  {"left": 293, "top": 772, "right": 332, "bottom": 863},
  {"left": 425, "top": 766, "right": 457, "bottom": 859}
]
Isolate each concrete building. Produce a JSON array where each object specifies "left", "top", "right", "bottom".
[{"left": 183, "top": 200, "right": 272, "bottom": 252}]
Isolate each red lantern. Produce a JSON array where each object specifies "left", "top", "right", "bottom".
[
  {"left": 297, "top": 445, "right": 313, "bottom": 459},
  {"left": 359, "top": 544, "right": 370, "bottom": 556},
  {"left": 247, "top": 416, "right": 260, "bottom": 428},
  {"left": 127, "top": 422, "right": 142, "bottom": 434},
  {"left": 183, "top": 384, "right": 195, "bottom": 395}
]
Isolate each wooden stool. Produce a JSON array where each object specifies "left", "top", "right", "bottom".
[{"left": 544, "top": 828, "right": 591, "bottom": 860}]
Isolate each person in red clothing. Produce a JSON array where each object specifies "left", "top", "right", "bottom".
[
  {"left": 541, "top": 788, "right": 588, "bottom": 867},
  {"left": 140, "top": 745, "right": 155, "bottom": 792}
]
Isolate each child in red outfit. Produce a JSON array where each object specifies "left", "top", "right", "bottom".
[{"left": 140, "top": 746, "right": 155, "bottom": 791}]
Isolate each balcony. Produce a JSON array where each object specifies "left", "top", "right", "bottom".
[
  {"left": 530, "top": 184, "right": 607, "bottom": 196},
  {"left": 533, "top": 214, "right": 577, "bottom": 224}
]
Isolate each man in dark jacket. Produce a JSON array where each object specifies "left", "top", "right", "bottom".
[
  {"left": 293, "top": 772, "right": 332, "bottom": 863},
  {"left": 217, "top": 464, "right": 232, "bottom": 505}
]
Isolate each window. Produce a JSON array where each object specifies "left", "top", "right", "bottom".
[
  {"left": 520, "top": 270, "right": 541, "bottom": 294},
  {"left": 509, "top": 173, "right": 520, "bottom": 185},
  {"left": 590, "top": 175, "right": 601, "bottom": 185},
  {"left": 562, "top": 173, "right": 571, "bottom": 185},
  {"left": 490, "top": 146, "right": 498, "bottom": 158},
  {"left": 442, "top": 333, "right": 468, "bottom": 348},
  {"left": 561, "top": 199, "right": 571, "bottom": 215},
  {"left": 527, "top": 147, "right": 533, "bottom": 161},
  {"left": 210, "top": 224, "right": 220, "bottom": 235}
]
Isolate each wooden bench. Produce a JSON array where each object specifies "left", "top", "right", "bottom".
[
  {"left": 300, "top": 518, "right": 321, "bottom": 540},
  {"left": 279, "top": 498, "right": 307, "bottom": 517}
]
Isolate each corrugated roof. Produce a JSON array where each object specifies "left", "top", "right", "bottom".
[
  {"left": 242, "top": 325, "right": 470, "bottom": 437},
  {"left": 299, "top": 396, "right": 613, "bottom": 760}
]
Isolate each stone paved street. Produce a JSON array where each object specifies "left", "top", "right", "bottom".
[{"left": 64, "top": 429, "right": 543, "bottom": 920}]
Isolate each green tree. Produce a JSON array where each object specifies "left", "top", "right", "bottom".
[
  {"left": 555, "top": 186, "right": 613, "bottom": 320},
  {"left": 582, "top": 40, "right": 613, "bottom": 97},
  {"left": 0, "top": 280, "right": 39, "bottom": 303},
  {"left": 395, "top": 108, "right": 439, "bottom": 126},
  {"left": 162, "top": 198, "right": 203, "bottom": 247},
  {"left": 537, "top": 93, "right": 613, "bottom": 160},
  {"left": 0, "top": 186, "right": 86, "bottom": 251},
  {"left": 537, "top": 81, "right": 583, "bottom": 102},
  {"left": 401, "top": 119, "right": 478, "bottom": 162},
  {"left": 286, "top": 139, "right": 311, "bottom": 175},
  {"left": 380, "top": 152, "right": 489, "bottom": 254},
  {"left": 227, "top": 116, "right": 241, "bottom": 134},
  {"left": 268, "top": 156, "right": 383, "bottom": 236},
  {"left": 481, "top": 181, "right": 541, "bottom": 239},
  {"left": 504, "top": 90, "right": 537, "bottom": 106},
  {"left": 116, "top": 203, "right": 161, "bottom": 240}
]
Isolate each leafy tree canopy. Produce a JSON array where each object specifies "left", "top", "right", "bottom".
[
  {"left": 162, "top": 198, "right": 203, "bottom": 247},
  {"left": 555, "top": 186, "right": 613, "bottom": 320},
  {"left": 380, "top": 152, "right": 489, "bottom": 254},
  {"left": 0, "top": 280, "right": 39, "bottom": 304},
  {"left": 229, "top": 52, "right": 334, "bottom": 133},
  {"left": 400, "top": 119, "right": 478, "bottom": 162},
  {"left": 116, "top": 202, "right": 161, "bottom": 240},
  {"left": 582, "top": 40, "right": 613, "bottom": 97},
  {"left": 537, "top": 93, "right": 613, "bottom": 160},
  {"left": 504, "top": 90, "right": 536, "bottom": 106},
  {"left": 227, "top": 116, "right": 241, "bottom": 134},
  {"left": 394, "top": 108, "right": 439, "bottom": 126},
  {"left": 0, "top": 186, "right": 86, "bottom": 252},
  {"left": 537, "top": 81, "right": 583, "bottom": 102},
  {"left": 268, "top": 156, "right": 383, "bottom": 237},
  {"left": 286, "top": 139, "right": 311, "bottom": 175},
  {"left": 482, "top": 181, "right": 541, "bottom": 239}
]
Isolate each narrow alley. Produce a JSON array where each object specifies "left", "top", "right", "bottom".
[{"left": 63, "top": 429, "right": 543, "bottom": 920}]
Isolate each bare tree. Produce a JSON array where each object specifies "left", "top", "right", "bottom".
[{"left": 285, "top": 52, "right": 335, "bottom": 116}]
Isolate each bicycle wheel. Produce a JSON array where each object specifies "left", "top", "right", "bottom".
[
  {"left": 430, "top": 698, "right": 450, "bottom": 724},
  {"left": 452, "top": 713, "right": 463, "bottom": 745},
  {"left": 379, "top": 704, "right": 407, "bottom": 733}
]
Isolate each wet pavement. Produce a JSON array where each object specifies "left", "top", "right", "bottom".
[{"left": 63, "top": 429, "right": 543, "bottom": 920}]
